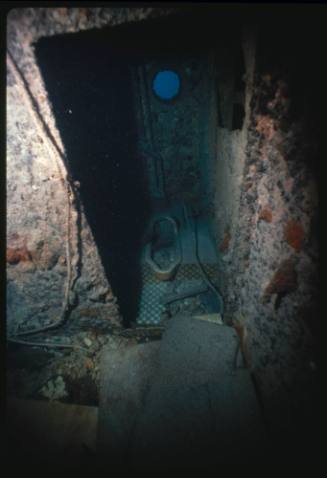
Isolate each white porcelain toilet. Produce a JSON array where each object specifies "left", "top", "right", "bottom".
[{"left": 144, "top": 215, "right": 181, "bottom": 281}]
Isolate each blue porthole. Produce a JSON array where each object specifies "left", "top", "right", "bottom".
[{"left": 152, "top": 70, "right": 180, "bottom": 101}]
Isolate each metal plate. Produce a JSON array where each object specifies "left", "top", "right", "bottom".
[{"left": 136, "top": 263, "right": 219, "bottom": 325}]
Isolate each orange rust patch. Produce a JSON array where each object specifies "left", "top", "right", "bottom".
[
  {"left": 234, "top": 323, "right": 244, "bottom": 341},
  {"left": 258, "top": 206, "right": 273, "bottom": 223},
  {"left": 84, "top": 358, "right": 94, "bottom": 370},
  {"left": 7, "top": 247, "right": 32, "bottom": 265},
  {"left": 284, "top": 219, "right": 305, "bottom": 252},
  {"left": 234, "top": 323, "right": 251, "bottom": 367},
  {"left": 219, "top": 230, "right": 231, "bottom": 253},
  {"left": 262, "top": 258, "right": 298, "bottom": 303},
  {"left": 256, "top": 115, "right": 275, "bottom": 140}
]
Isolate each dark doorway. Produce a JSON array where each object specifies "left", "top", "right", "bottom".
[
  {"left": 34, "top": 10, "right": 240, "bottom": 326},
  {"left": 35, "top": 28, "right": 151, "bottom": 326}
]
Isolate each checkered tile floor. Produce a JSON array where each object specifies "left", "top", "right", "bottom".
[{"left": 136, "top": 263, "right": 219, "bottom": 325}]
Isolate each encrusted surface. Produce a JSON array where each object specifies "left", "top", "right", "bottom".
[
  {"left": 212, "top": 18, "right": 320, "bottom": 445},
  {"left": 6, "top": 7, "right": 178, "bottom": 333}
]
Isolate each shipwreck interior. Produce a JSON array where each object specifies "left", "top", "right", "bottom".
[
  {"left": 6, "top": 6, "right": 321, "bottom": 468},
  {"left": 33, "top": 12, "right": 234, "bottom": 327}
]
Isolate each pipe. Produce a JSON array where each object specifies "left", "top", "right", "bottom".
[{"left": 183, "top": 204, "right": 224, "bottom": 317}]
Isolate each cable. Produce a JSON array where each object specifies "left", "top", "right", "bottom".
[
  {"left": 6, "top": 49, "right": 78, "bottom": 339},
  {"left": 7, "top": 337, "right": 88, "bottom": 352},
  {"left": 183, "top": 203, "right": 224, "bottom": 317}
]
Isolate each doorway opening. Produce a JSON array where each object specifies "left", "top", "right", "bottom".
[{"left": 34, "top": 11, "right": 244, "bottom": 327}]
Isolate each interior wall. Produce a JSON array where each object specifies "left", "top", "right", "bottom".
[
  {"left": 209, "top": 31, "right": 252, "bottom": 271},
  {"left": 34, "top": 29, "right": 153, "bottom": 327},
  {"left": 132, "top": 52, "right": 212, "bottom": 214},
  {"left": 31, "top": 13, "right": 221, "bottom": 324},
  {"left": 212, "top": 10, "right": 320, "bottom": 455},
  {"left": 6, "top": 7, "right": 178, "bottom": 334}
]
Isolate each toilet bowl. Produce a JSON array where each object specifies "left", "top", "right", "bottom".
[{"left": 145, "top": 215, "right": 181, "bottom": 281}]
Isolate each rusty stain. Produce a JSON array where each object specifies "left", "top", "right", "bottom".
[
  {"left": 234, "top": 322, "right": 251, "bottom": 367},
  {"left": 256, "top": 115, "right": 275, "bottom": 140},
  {"left": 84, "top": 358, "right": 94, "bottom": 370},
  {"left": 220, "top": 229, "right": 231, "bottom": 254},
  {"left": 244, "top": 181, "right": 253, "bottom": 191},
  {"left": 262, "top": 258, "right": 298, "bottom": 305},
  {"left": 258, "top": 206, "right": 273, "bottom": 223},
  {"left": 284, "top": 219, "right": 305, "bottom": 252},
  {"left": 7, "top": 247, "right": 32, "bottom": 265}
]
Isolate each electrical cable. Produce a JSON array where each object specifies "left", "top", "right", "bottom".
[
  {"left": 7, "top": 337, "right": 88, "bottom": 352},
  {"left": 183, "top": 203, "right": 224, "bottom": 318},
  {"left": 6, "top": 49, "right": 77, "bottom": 339}
]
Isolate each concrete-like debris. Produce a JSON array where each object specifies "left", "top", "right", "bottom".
[{"left": 98, "top": 315, "right": 268, "bottom": 468}]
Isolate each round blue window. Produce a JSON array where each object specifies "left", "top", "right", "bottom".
[{"left": 152, "top": 70, "right": 180, "bottom": 101}]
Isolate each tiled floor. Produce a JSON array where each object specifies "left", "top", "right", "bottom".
[{"left": 136, "top": 212, "right": 219, "bottom": 325}]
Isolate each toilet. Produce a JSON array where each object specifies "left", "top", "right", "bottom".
[{"left": 144, "top": 215, "right": 182, "bottom": 281}]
